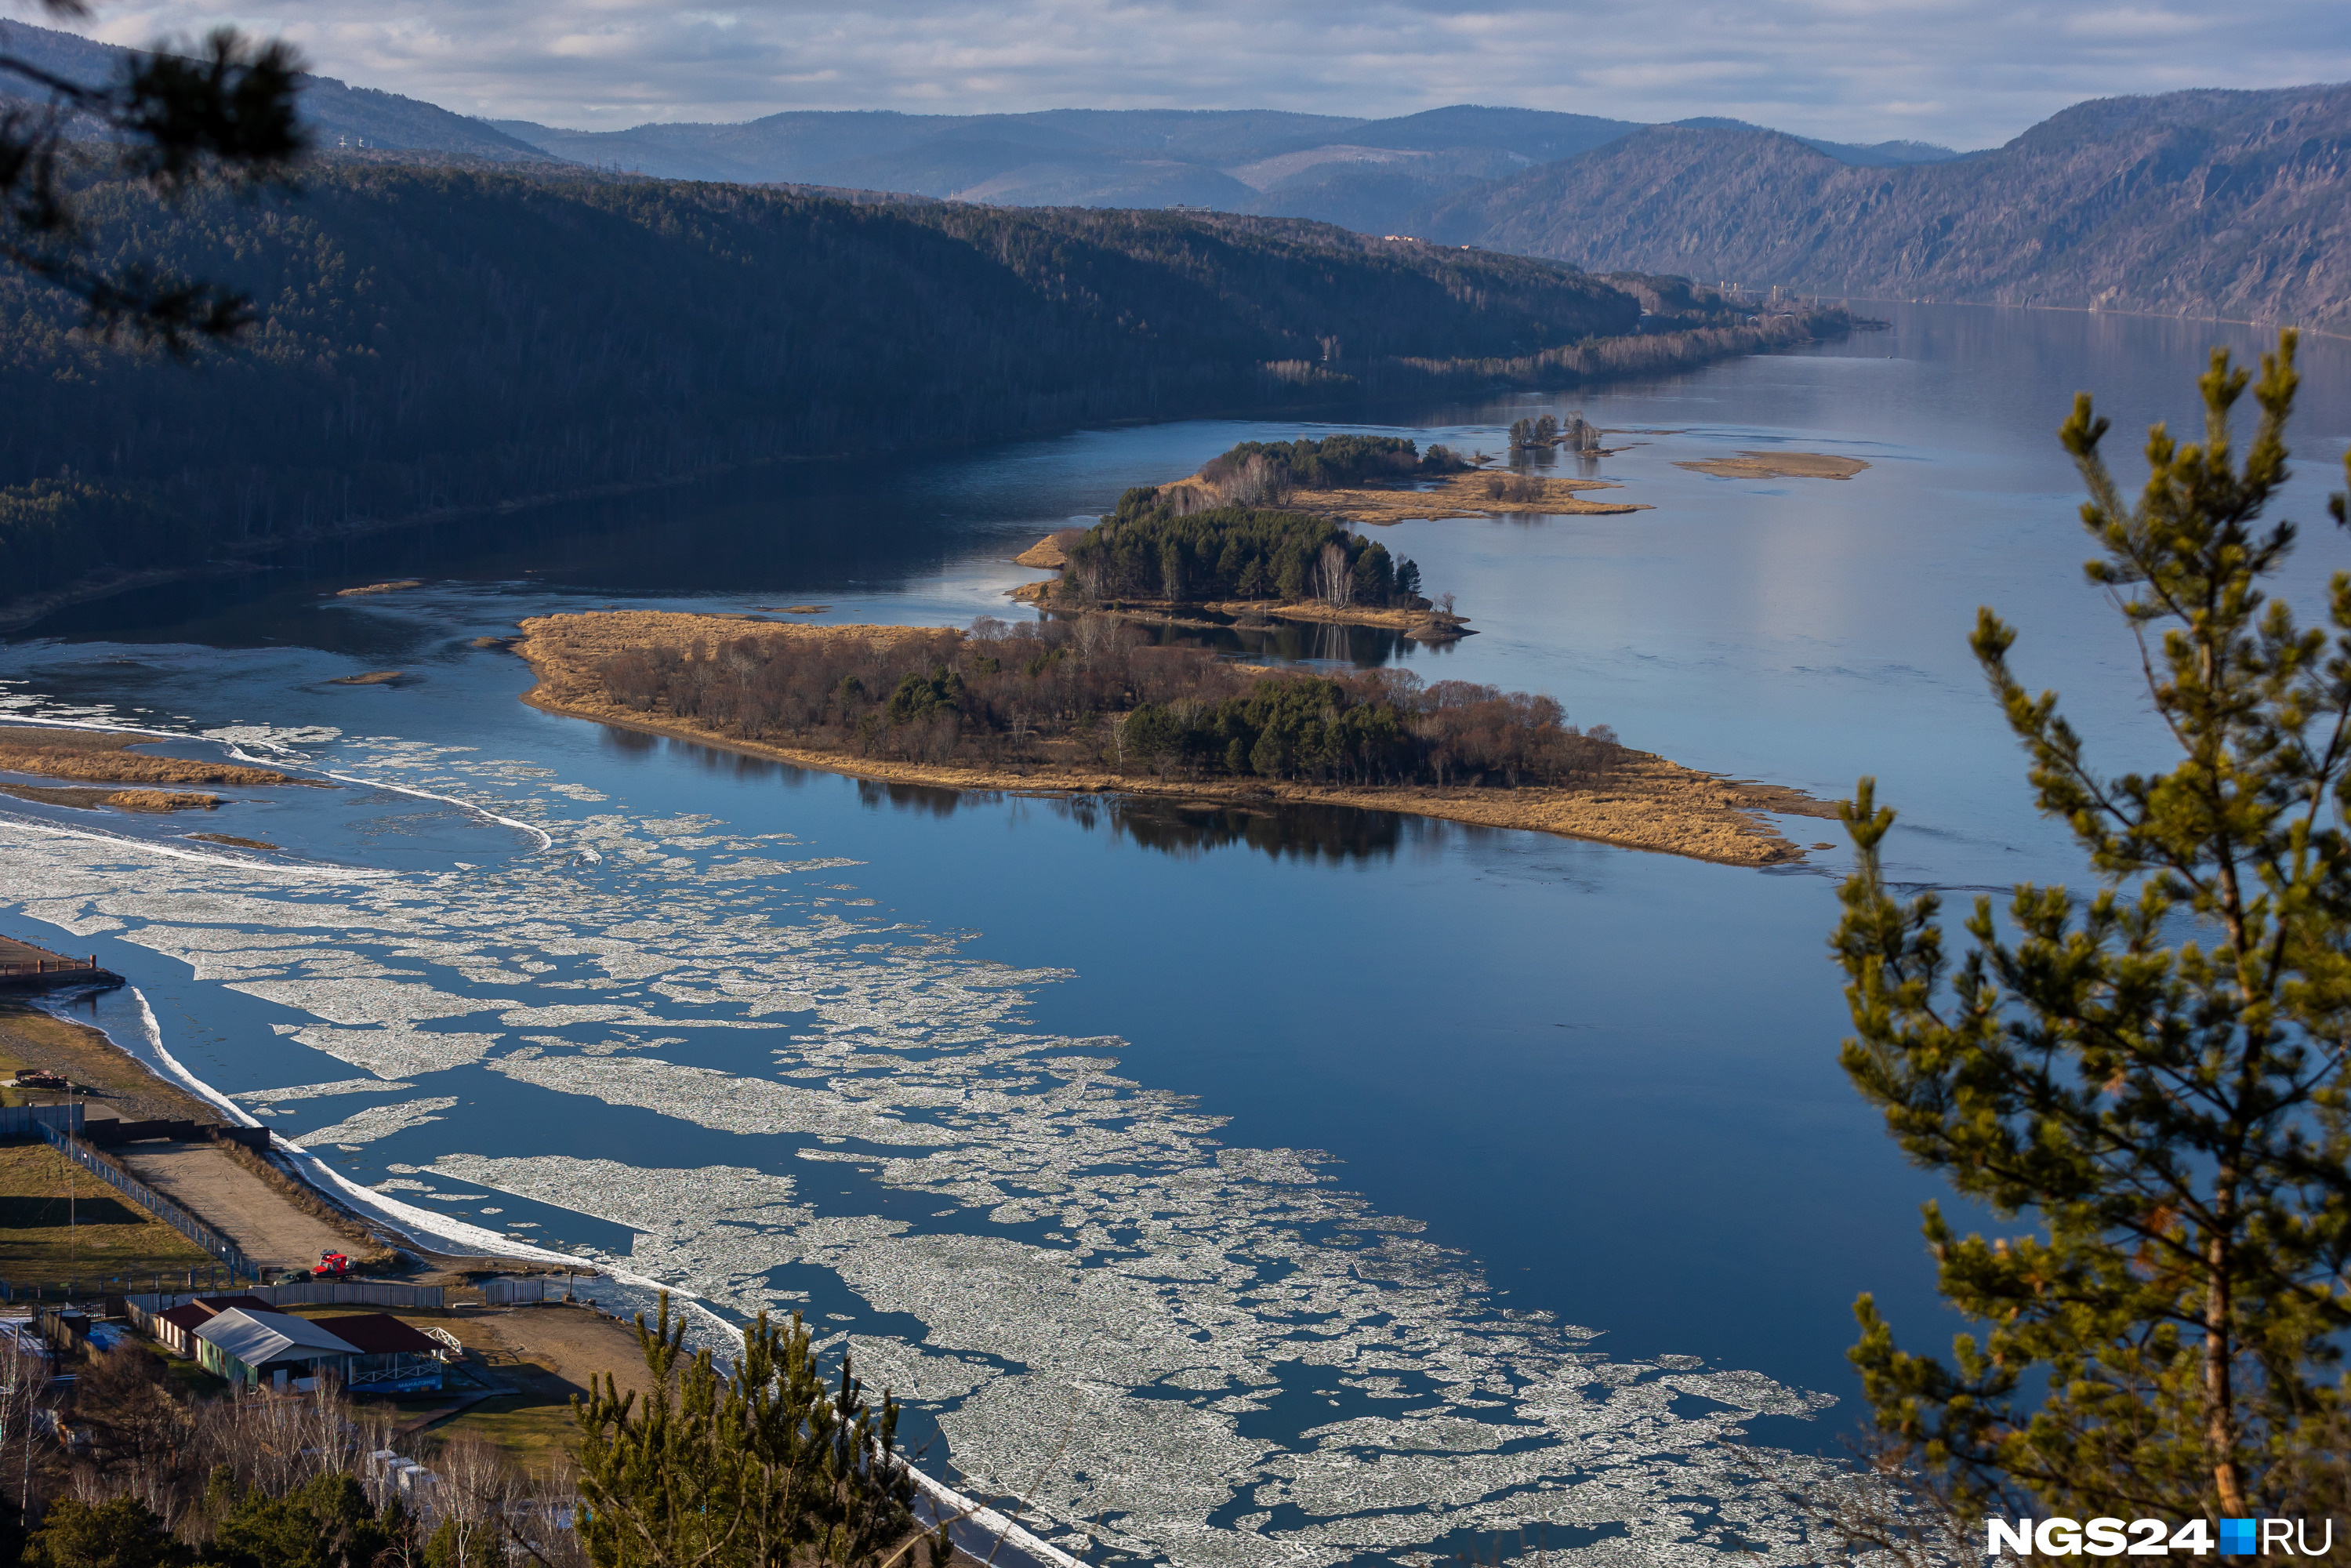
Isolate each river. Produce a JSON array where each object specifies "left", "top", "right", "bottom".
[{"left": 3, "top": 304, "right": 2347, "bottom": 1566}]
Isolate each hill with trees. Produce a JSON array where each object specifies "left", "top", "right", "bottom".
[
  {"left": 0, "top": 160, "right": 1834, "bottom": 619},
  {"left": 1419, "top": 85, "right": 2351, "bottom": 328}
]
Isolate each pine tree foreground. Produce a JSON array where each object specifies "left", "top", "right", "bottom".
[
  {"left": 1833, "top": 332, "right": 2351, "bottom": 1523},
  {"left": 571, "top": 1298, "right": 953, "bottom": 1568}
]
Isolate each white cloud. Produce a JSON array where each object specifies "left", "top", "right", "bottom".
[{"left": 51, "top": 0, "right": 2351, "bottom": 147}]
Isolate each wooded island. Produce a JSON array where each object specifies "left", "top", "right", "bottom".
[
  {"left": 1010, "top": 435, "right": 1648, "bottom": 636},
  {"left": 517, "top": 611, "right": 1833, "bottom": 866}
]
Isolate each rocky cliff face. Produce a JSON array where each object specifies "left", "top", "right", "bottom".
[{"left": 1423, "top": 85, "right": 2351, "bottom": 328}]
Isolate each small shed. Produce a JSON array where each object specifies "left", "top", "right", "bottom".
[
  {"left": 150, "top": 1295, "right": 274, "bottom": 1357},
  {"left": 311, "top": 1315, "right": 444, "bottom": 1392},
  {"left": 193, "top": 1308, "right": 357, "bottom": 1388}
]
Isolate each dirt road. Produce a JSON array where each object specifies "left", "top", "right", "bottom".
[{"left": 114, "top": 1142, "right": 348, "bottom": 1272}]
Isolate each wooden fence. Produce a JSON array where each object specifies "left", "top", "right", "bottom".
[
  {"left": 478, "top": 1274, "right": 597, "bottom": 1305},
  {"left": 0, "top": 1105, "right": 84, "bottom": 1138},
  {"left": 0, "top": 956, "right": 102, "bottom": 982},
  {"left": 233, "top": 1281, "right": 447, "bottom": 1310}
]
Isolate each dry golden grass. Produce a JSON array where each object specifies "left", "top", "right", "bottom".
[
  {"left": 0, "top": 727, "right": 305, "bottom": 786},
  {"left": 516, "top": 611, "right": 938, "bottom": 713},
  {"left": 1205, "top": 599, "right": 1471, "bottom": 639},
  {"left": 1272, "top": 470, "right": 1647, "bottom": 524},
  {"left": 100, "top": 789, "right": 220, "bottom": 811},
  {"left": 1014, "top": 532, "right": 1081, "bottom": 568},
  {"left": 1674, "top": 451, "right": 1870, "bottom": 480},
  {"left": 335, "top": 579, "right": 423, "bottom": 597},
  {"left": 0, "top": 749, "right": 298, "bottom": 786},
  {"left": 0, "top": 783, "right": 220, "bottom": 811},
  {"left": 516, "top": 611, "right": 1832, "bottom": 866}
]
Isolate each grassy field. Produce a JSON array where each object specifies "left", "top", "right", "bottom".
[{"left": 0, "top": 1138, "right": 210, "bottom": 1294}]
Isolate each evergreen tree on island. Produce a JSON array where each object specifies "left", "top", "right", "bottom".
[{"left": 1832, "top": 332, "right": 2351, "bottom": 1527}]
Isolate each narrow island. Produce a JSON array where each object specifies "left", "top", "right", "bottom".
[
  {"left": 1156, "top": 434, "right": 1649, "bottom": 528},
  {"left": 1674, "top": 452, "right": 1870, "bottom": 481},
  {"left": 0, "top": 726, "right": 323, "bottom": 818},
  {"left": 514, "top": 609, "right": 1835, "bottom": 866}
]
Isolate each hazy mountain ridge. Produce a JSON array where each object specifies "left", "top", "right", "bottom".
[
  {"left": 0, "top": 19, "right": 555, "bottom": 162},
  {"left": 4, "top": 20, "right": 1977, "bottom": 234},
  {"left": 1424, "top": 85, "right": 2351, "bottom": 327},
  {"left": 17, "top": 17, "right": 2335, "bottom": 327},
  {"left": 485, "top": 103, "right": 1960, "bottom": 232}
]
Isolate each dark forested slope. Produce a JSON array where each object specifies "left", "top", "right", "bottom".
[
  {"left": 1, "top": 162, "right": 1802, "bottom": 611},
  {"left": 1423, "top": 85, "right": 2351, "bottom": 328}
]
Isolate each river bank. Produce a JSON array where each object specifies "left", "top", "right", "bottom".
[
  {"left": 0, "top": 997, "right": 399, "bottom": 1270},
  {"left": 514, "top": 610, "right": 1836, "bottom": 866}
]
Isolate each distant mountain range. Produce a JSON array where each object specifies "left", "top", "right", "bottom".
[
  {"left": 1423, "top": 85, "right": 2351, "bottom": 328},
  {"left": 7, "top": 18, "right": 2347, "bottom": 325},
  {"left": 484, "top": 105, "right": 1965, "bottom": 232},
  {"left": 2, "top": 19, "right": 1957, "bottom": 234}
]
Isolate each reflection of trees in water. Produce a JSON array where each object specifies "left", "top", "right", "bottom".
[
  {"left": 844, "top": 778, "right": 1424, "bottom": 862},
  {"left": 599, "top": 724, "right": 1467, "bottom": 862},
  {"left": 1077, "top": 795, "right": 1446, "bottom": 864},
  {"left": 1136, "top": 617, "right": 1453, "bottom": 670},
  {"left": 600, "top": 728, "right": 815, "bottom": 791},
  {"left": 854, "top": 779, "right": 965, "bottom": 817}
]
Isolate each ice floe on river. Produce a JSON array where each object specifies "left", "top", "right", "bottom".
[{"left": 0, "top": 717, "right": 1840, "bottom": 1566}]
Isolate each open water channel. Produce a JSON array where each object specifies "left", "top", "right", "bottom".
[{"left": 3, "top": 304, "right": 2349, "bottom": 1566}]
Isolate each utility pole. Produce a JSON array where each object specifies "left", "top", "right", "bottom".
[{"left": 66, "top": 1082, "right": 75, "bottom": 1299}]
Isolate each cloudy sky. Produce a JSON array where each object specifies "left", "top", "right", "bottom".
[{"left": 54, "top": 0, "right": 2351, "bottom": 147}]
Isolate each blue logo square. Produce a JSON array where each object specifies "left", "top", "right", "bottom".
[{"left": 2219, "top": 1518, "right": 2257, "bottom": 1555}]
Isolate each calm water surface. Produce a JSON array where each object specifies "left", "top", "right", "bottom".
[{"left": 5, "top": 305, "right": 2348, "bottom": 1566}]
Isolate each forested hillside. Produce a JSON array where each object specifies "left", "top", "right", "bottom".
[
  {"left": 1421, "top": 85, "right": 2351, "bottom": 328},
  {"left": 0, "top": 160, "right": 1827, "bottom": 615}
]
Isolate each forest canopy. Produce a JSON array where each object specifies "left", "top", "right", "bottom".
[
  {"left": 594, "top": 616, "right": 1615, "bottom": 789},
  {"left": 1061, "top": 499, "right": 1422, "bottom": 607},
  {"left": 1199, "top": 435, "right": 1423, "bottom": 492}
]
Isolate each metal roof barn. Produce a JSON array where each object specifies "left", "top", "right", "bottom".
[{"left": 193, "top": 1308, "right": 358, "bottom": 1387}]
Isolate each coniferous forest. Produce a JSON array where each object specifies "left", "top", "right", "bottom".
[{"left": 0, "top": 157, "right": 1844, "bottom": 614}]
